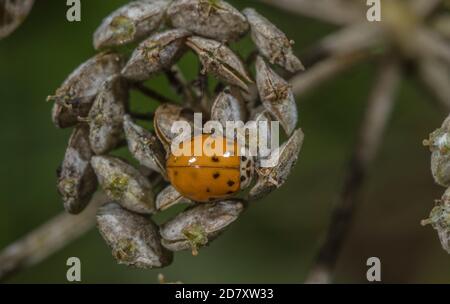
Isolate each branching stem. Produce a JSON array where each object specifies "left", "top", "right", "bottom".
[{"left": 305, "top": 59, "right": 401, "bottom": 284}]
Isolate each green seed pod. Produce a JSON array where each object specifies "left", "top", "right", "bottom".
[
  {"left": 122, "top": 29, "right": 190, "bottom": 82},
  {"left": 255, "top": 56, "right": 298, "bottom": 136},
  {"left": 57, "top": 125, "right": 97, "bottom": 214},
  {"left": 97, "top": 202, "right": 173, "bottom": 268},
  {"left": 186, "top": 36, "right": 253, "bottom": 91},
  {"left": 88, "top": 75, "right": 128, "bottom": 155},
  {"left": 49, "top": 52, "right": 124, "bottom": 128},
  {"left": 167, "top": 0, "right": 248, "bottom": 42},
  {"left": 422, "top": 187, "right": 450, "bottom": 254},
  {"left": 160, "top": 200, "right": 244, "bottom": 255},
  {"left": 93, "top": 0, "right": 170, "bottom": 50},
  {"left": 91, "top": 156, "right": 156, "bottom": 215},
  {"left": 243, "top": 8, "right": 304, "bottom": 73}
]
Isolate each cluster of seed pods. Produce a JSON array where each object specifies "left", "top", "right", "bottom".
[
  {"left": 50, "top": 0, "right": 304, "bottom": 269},
  {"left": 423, "top": 114, "right": 450, "bottom": 254}
]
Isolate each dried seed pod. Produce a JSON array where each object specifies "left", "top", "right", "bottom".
[
  {"left": 211, "top": 88, "right": 247, "bottom": 126},
  {"left": 167, "top": 0, "right": 248, "bottom": 42},
  {"left": 88, "top": 75, "right": 128, "bottom": 155},
  {"left": 249, "top": 129, "right": 304, "bottom": 201},
  {"left": 422, "top": 187, "right": 450, "bottom": 254},
  {"left": 57, "top": 125, "right": 97, "bottom": 214},
  {"left": 0, "top": 0, "right": 34, "bottom": 39},
  {"left": 49, "top": 52, "right": 124, "bottom": 128},
  {"left": 252, "top": 109, "right": 273, "bottom": 159},
  {"left": 122, "top": 29, "right": 191, "bottom": 81},
  {"left": 156, "top": 185, "right": 193, "bottom": 211},
  {"left": 154, "top": 103, "right": 196, "bottom": 153},
  {"left": 97, "top": 202, "right": 173, "bottom": 268},
  {"left": 91, "top": 156, "right": 156, "bottom": 214},
  {"left": 186, "top": 36, "right": 253, "bottom": 91},
  {"left": 425, "top": 126, "right": 450, "bottom": 187},
  {"left": 160, "top": 200, "right": 244, "bottom": 255},
  {"left": 93, "top": 0, "right": 169, "bottom": 50},
  {"left": 442, "top": 114, "right": 450, "bottom": 131},
  {"left": 123, "top": 115, "right": 166, "bottom": 177},
  {"left": 256, "top": 56, "right": 298, "bottom": 136},
  {"left": 243, "top": 8, "right": 304, "bottom": 73}
]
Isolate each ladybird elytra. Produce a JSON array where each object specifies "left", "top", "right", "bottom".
[{"left": 167, "top": 134, "right": 242, "bottom": 202}]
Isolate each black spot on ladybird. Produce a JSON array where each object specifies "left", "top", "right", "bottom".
[
  {"left": 227, "top": 191, "right": 234, "bottom": 194},
  {"left": 174, "top": 171, "right": 178, "bottom": 176},
  {"left": 206, "top": 188, "right": 210, "bottom": 193},
  {"left": 213, "top": 172, "right": 220, "bottom": 179},
  {"left": 227, "top": 180, "right": 235, "bottom": 187},
  {"left": 212, "top": 156, "right": 219, "bottom": 162}
]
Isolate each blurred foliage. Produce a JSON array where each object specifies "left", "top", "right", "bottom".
[{"left": 0, "top": 0, "right": 448, "bottom": 283}]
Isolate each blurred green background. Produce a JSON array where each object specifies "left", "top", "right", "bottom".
[{"left": 0, "top": 0, "right": 449, "bottom": 283}]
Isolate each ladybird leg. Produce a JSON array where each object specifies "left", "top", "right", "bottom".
[
  {"left": 248, "top": 129, "right": 304, "bottom": 201},
  {"left": 156, "top": 185, "right": 193, "bottom": 211}
]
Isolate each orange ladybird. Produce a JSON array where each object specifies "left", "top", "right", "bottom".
[{"left": 167, "top": 134, "right": 253, "bottom": 202}]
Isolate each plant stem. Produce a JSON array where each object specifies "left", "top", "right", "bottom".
[
  {"left": 305, "top": 58, "right": 401, "bottom": 284},
  {"left": 0, "top": 192, "right": 109, "bottom": 282},
  {"left": 164, "top": 65, "right": 195, "bottom": 103},
  {"left": 259, "top": 0, "right": 363, "bottom": 26},
  {"left": 290, "top": 51, "right": 370, "bottom": 96},
  {"left": 132, "top": 82, "right": 176, "bottom": 104},
  {"left": 417, "top": 58, "right": 450, "bottom": 111}
]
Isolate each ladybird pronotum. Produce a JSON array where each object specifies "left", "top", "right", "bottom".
[{"left": 167, "top": 134, "right": 251, "bottom": 202}]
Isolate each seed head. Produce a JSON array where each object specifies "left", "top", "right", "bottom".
[{"left": 51, "top": 0, "right": 304, "bottom": 268}]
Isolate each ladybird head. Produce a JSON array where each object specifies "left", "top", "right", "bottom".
[{"left": 239, "top": 155, "right": 254, "bottom": 190}]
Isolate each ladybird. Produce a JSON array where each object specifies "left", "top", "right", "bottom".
[{"left": 167, "top": 134, "right": 253, "bottom": 202}]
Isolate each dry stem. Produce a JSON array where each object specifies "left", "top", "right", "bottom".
[
  {"left": 417, "top": 58, "right": 450, "bottom": 110},
  {"left": 290, "top": 52, "right": 370, "bottom": 96},
  {"left": 0, "top": 192, "right": 109, "bottom": 282},
  {"left": 305, "top": 58, "right": 401, "bottom": 284},
  {"left": 259, "top": 0, "right": 363, "bottom": 25}
]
